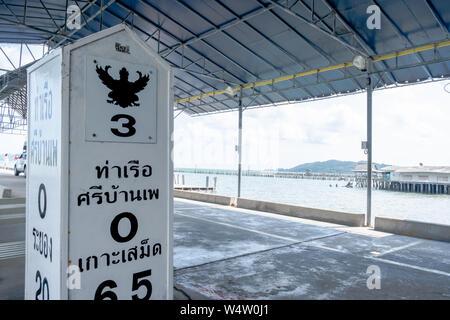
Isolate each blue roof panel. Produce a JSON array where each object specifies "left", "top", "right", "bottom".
[{"left": 0, "top": 0, "right": 449, "bottom": 116}]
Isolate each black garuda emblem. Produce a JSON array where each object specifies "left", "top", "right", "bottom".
[{"left": 95, "top": 65, "right": 150, "bottom": 108}]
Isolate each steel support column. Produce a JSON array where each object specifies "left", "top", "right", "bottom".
[
  {"left": 366, "top": 60, "right": 373, "bottom": 227},
  {"left": 237, "top": 87, "right": 243, "bottom": 198}
]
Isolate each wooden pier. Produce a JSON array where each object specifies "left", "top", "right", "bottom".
[
  {"left": 174, "top": 173, "right": 217, "bottom": 192},
  {"left": 174, "top": 185, "right": 215, "bottom": 192},
  {"left": 355, "top": 176, "right": 450, "bottom": 195},
  {"left": 175, "top": 168, "right": 352, "bottom": 181},
  {"left": 174, "top": 169, "right": 450, "bottom": 195}
]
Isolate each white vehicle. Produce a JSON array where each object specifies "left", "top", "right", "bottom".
[{"left": 14, "top": 152, "right": 27, "bottom": 177}]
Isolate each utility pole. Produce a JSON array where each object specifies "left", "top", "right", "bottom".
[
  {"left": 237, "top": 87, "right": 243, "bottom": 198},
  {"left": 366, "top": 60, "right": 373, "bottom": 227}
]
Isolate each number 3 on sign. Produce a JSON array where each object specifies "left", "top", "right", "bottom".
[
  {"left": 94, "top": 269, "right": 152, "bottom": 300},
  {"left": 110, "top": 114, "right": 136, "bottom": 137}
]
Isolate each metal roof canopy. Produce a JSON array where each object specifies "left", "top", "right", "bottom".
[
  {"left": 0, "top": 0, "right": 449, "bottom": 226},
  {"left": 0, "top": 0, "right": 448, "bottom": 117}
]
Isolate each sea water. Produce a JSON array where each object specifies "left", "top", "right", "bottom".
[{"left": 178, "top": 172, "right": 450, "bottom": 226}]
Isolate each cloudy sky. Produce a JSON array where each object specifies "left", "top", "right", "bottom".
[
  {"left": 174, "top": 80, "right": 450, "bottom": 170},
  {"left": 1, "top": 43, "right": 449, "bottom": 170}
]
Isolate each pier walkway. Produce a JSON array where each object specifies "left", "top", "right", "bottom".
[
  {"left": 173, "top": 199, "right": 450, "bottom": 299},
  {"left": 0, "top": 174, "right": 449, "bottom": 299}
]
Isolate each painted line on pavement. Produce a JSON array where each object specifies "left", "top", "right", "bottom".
[
  {"left": 176, "top": 212, "right": 305, "bottom": 243},
  {"left": 0, "top": 241, "right": 25, "bottom": 260},
  {"left": 376, "top": 240, "right": 424, "bottom": 257},
  {"left": 366, "top": 256, "right": 450, "bottom": 277}
]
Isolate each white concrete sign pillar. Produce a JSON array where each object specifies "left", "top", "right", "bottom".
[{"left": 25, "top": 24, "right": 173, "bottom": 300}]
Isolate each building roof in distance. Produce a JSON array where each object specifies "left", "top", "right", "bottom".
[
  {"left": 394, "top": 166, "right": 450, "bottom": 174},
  {"left": 352, "top": 163, "right": 381, "bottom": 173}
]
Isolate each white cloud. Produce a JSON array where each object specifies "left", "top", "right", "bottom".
[
  {"left": 0, "top": 43, "right": 45, "bottom": 73},
  {"left": 174, "top": 81, "right": 450, "bottom": 169},
  {"left": 0, "top": 133, "right": 26, "bottom": 156}
]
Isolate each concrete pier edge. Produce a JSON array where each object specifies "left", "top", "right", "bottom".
[
  {"left": 235, "top": 197, "right": 365, "bottom": 227},
  {"left": 174, "top": 190, "right": 450, "bottom": 243},
  {"left": 375, "top": 216, "right": 450, "bottom": 242},
  {"left": 174, "top": 190, "right": 233, "bottom": 206},
  {"left": 174, "top": 190, "right": 365, "bottom": 227}
]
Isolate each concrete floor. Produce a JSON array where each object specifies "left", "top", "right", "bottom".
[
  {"left": 1, "top": 173, "right": 449, "bottom": 299},
  {"left": 0, "top": 171, "right": 26, "bottom": 198},
  {"left": 173, "top": 200, "right": 450, "bottom": 299}
]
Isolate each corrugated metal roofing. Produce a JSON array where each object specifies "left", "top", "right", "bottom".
[{"left": 0, "top": 0, "right": 449, "bottom": 116}]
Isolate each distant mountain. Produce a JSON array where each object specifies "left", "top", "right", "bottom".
[{"left": 279, "top": 160, "right": 391, "bottom": 174}]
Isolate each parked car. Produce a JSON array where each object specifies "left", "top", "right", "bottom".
[
  {"left": 3, "top": 153, "right": 20, "bottom": 170},
  {"left": 14, "top": 152, "right": 27, "bottom": 177}
]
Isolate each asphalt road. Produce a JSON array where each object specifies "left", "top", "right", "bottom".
[{"left": 0, "top": 171, "right": 26, "bottom": 198}]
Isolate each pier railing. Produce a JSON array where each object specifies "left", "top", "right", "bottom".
[
  {"left": 175, "top": 168, "right": 353, "bottom": 181},
  {"left": 354, "top": 175, "right": 450, "bottom": 194}
]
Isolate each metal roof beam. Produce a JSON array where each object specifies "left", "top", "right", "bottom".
[
  {"left": 253, "top": 0, "right": 363, "bottom": 92},
  {"left": 174, "top": 74, "right": 234, "bottom": 110},
  {"left": 0, "top": 13, "right": 65, "bottom": 22},
  {"left": 266, "top": 0, "right": 368, "bottom": 57},
  {"left": 174, "top": 76, "right": 233, "bottom": 110},
  {"left": 0, "top": 0, "right": 72, "bottom": 41},
  {"left": 174, "top": 90, "right": 208, "bottom": 114},
  {"left": 269, "top": 0, "right": 394, "bottom": 91},
  {"left": 92, "top": 3, "right": 234, "bottom": 87},
  {"left": 160, "top": 2, "right": 276, "bottom": 58},
  {"left": 136, "top": 0, "right": 257, "bottom": 81},
  {"left": 371, "top": 0, "right": 433, "bottom": 78},
  {"left": 174, "top": 0, "right": 287, "bottom": 76},
  {"left": 174, "top": 75, "right": 224, "bottom": 111},
  {"left": 125, "top": 0, "right": 276, "bottom": 104},
  {"left": 174, "top": 84, "right": 221, "bottom": 113},
  {"left": 173, "top": 0, "right": 292, "bottom": 102},
  {"left": 74, "top": 4, "right": 236, "bottom": 111},
  {"left": 261, "top": 0, "right": 334, "bottom": 65},
  {"left": 214, "top": 0, "right": 318, "bottom": 98},
  {"left": 215, "top": 0, "right": 305, "bottom": 70},
  {"left": 22, "top": 0, "right": 27, "bottom": 24},
  {"left": 25, "top": 43, "right": 36, "bottom": 61},
  {"left": 424, "top": 0, "right": 449, "bottom": 37},
  {"left": 72, "top": 0, "right": 96, "bottom": 33},
  {"left": 46, "top": 0, "right": 100, "bottom": 46},
  {"left": 109, "top": 1, "right": 246, "bottom": 85},
  {"left": 186, "top": 53, "right": 450, "bottom": 112},
  {"left": 176, "top": 40, "right": 450, "bottom": 106},
  {"left": 313, "top": 0, "right": 397, "bottom": 85},
  {"left": 301, "top": 0, "right": 396, "bottom": 84},
  {"left": 187, "top": 76, "right": 366, "bottom": 110},
  {"left": 2, "top": 3, "right": 66, "bottom": 12},
  {"left": 0, "top": 46, "right": 16, "bottom": 69},
  {"left": 320, "top": 0, "right": 376, "bottom": 56},
  {"left": 38, "top": 0, "right": 59, "bottom": 30},
  {"left": 173, "top": 66, "right": 239, "bottom": 85}
]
